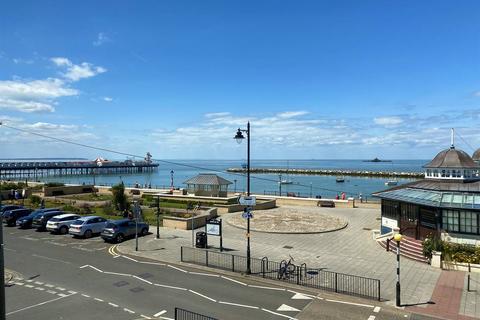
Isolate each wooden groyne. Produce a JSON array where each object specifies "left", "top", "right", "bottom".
[{"left": 227, "top": 167, "right": 424, "bottom": 178}]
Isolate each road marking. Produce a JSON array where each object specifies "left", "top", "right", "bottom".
[
  {"left": 261, "top": 308, "right": 298, "bottom": 320},
  {"left": 25, "top": 284, "right": 34, "bottom": 288},
  {"left": 153, "top": 283, "right": 187, "bottom": 291},
  {"left": 189, "top": 289, "right": 217, "bottom": 302},
  {"left": 108, "top": 302, "right": 119, "bottom": 307},
  {"left": 25, "top": 279, "right": 34, "bottom": 283},
  {"left": 218, "top": 301, "right": 259, "bottom": 309},
  {"left": 68, "top": 290, "right": 77, "bottom": 294},
  {"left": 44, "top": 284, "right": 54, "bottom": 288},
  {"left": 80, "top": 265, "right": 104, "bottom": 273},
  {"left": 34, "top": 281, "right": 44, "bottom": 285},
  {"left": 167, "top": 265, "right": 188, "bottom": 273},
  {"left": 249, "top": 285, "right": 285, "bottom": 291},
  {"left": 81, "top": 294, "right": 90, "bottom": 298},
  {"left": 291, "top": 292, "right": 313, "bottom": 300},
  {"left": 46, "top": 290, "right": 57, "bottom": 294},
  {"left": 153, "top": 310, "right": 167, "bottom": 317},
  {"left": 141, "top": 315, "right": 153, "bottom": 319},
  {"left": 34, "top": 287, "right": 45, "bottom": 291},
  {"left": 6, "top": 293, "right": 75, "bottom": 315},
  {"left": 14, "top": 282, "right": 24, "bottom": 286},
  {"left": 368, "top": 316, "right": 375, "bottom": 320},
  {"left": 103, "top": 271, "right": 131, "bottom": 277},
  {"left": 120, "top": 255, "right": 138, "bottom": 262},
  {"left": 4, "top": 247, "right": 17, "bottom": 252},
  {"left": 325, "top": 299, "right": 374, "bottom": 308},
  {"left": 55, "top": 287, "right": 66, "bottom": 291},
  {"left": 94, "top": 298, "right": 104, "bottom": 302},
  {"left": 32, "top": 254, "right": 71, "bottom": 264},
  {"left": 220, "top": 276, "right": 247, "bottom": 286},
  {"left": 277, "top": 304, "right": 300, "bottom": 312},
  {"left": 132, "top": 275, "right": 153, "bottom": 284},
  {"left": 124, "top": 308, "right": 135, "bottom": 314},
  {"left": 189, "top": 272, "right": 219, "bottom": 277},
  {"left": 57, "top": 293, "right": 69, "bottom": 297},
  {"left": 373, "top": 306, "right": 381, "bottom": 313}
]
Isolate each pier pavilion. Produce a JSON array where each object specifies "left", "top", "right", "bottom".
[
  {"left": 374, "top": 141, "right": 480, "bottom": 244},
  {"left": 183, "top": 174, "right": 232, "bottom": 197}
]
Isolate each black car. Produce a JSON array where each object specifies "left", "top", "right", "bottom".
[
  {"left": 3, "top": 208, "right": 32, "bottom": 226},
  {"left": 32, "top": 211, "right": 65, "bottom": 231},
  {"left": 101, "top": 219, "right": 149, "bottom": 243},
  {"left": 16, "top": 208, "right": 60, "bottom": 229},
  {"left": 1, "top": 205, "right": 23, "bottom": 217}
]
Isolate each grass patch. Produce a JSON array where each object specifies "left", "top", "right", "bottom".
[{"left": 63, "top": 193, "right": 113, "bottom": 201}]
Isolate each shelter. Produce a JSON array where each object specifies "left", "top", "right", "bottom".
[
  {"left": 374, "top": 136, "right": 480, "bottom": 244},
  {"left": 183, "top": 173, "right": 233, "bottom": 197}
]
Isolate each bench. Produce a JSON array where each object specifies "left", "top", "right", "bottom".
[{"left": 317, "top": 200, "right": 335, "bottom": 208}]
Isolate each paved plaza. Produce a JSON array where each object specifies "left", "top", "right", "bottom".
[{"left": 117, "top": 205, "right": 480, "bottom": 319}]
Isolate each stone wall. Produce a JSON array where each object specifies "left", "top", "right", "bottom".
[
  {"left": 43, "top": 185, "right": 97, "bottom": 197},
  {"left": 162, "top": 207, "right": 218, "bottom": 230},
  {"left": 259, "top": 195, "right": 355, "bottom": 208}
]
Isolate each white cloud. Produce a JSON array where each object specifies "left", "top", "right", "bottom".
[
  {"left": 103, "top": 97, "right": 113, "bottom": 102},
  {"left": 0, "top": 78, "right": 77, "bottom": 113},
  {"left": 13, "top": 58, "right": 34, "bottom": 64},
  {"left": 277, "top": 111, "right": 309, "bottom": 119},
  {"left": 93, "top": 32, "right": 110, "bottom": 46},
  {"left": 473, "top": 91, "right": 480, "bottom": 97},
  {"left": 373, "top": 116, "right": 404, "bottom": 126},
  {"left": 51, "top": 57, "right": 107, "bottom": 82}
]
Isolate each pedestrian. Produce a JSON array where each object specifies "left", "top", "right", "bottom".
[
  {"left": 123, "top": 209, "right": 128, "bottom": 218},
  {"left": 359, "top": 193, "right": 363, "bottom": 203},
  {"left": 40, "top": 198, "right": 45, "bottom": 209},
  {"left": 335, "top": 194, "right": 339, "bottom": 200},
  {"left": 341, "top": 192, "right": 346, "bottom": 200}
]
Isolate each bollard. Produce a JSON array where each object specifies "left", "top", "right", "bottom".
[{"left": 232, "top": 255, "right": 235, "bottom": 272}]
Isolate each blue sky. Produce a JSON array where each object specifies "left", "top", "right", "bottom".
[{"left": 1, "top": 0, "right": 480, "bottom": 160}]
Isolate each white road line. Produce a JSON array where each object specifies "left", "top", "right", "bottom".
[
  {"left": 14, "top": 282, "right": 24, "bottom": 286},
  {"left": 158, "top": 317, "right": 174, "bottom": 320},
  {"left": 189, "top": 290, "right": 217, "bottom": 302},
  {"left": 46, "top": 290, "right": 57, "bottom": 294},
  {"left": 189, "top": 272, "right": 219, "bottom": 277},
  {"left": 25, "top": 279, "right": 34, "bottom": 283},
  {"left": 368, "top": 316, "right": 376, "bottom": 320},
  {"left": 373, "top": 306, "right": 381, "bottom": 313},
  {"left": 286, "top": 290, "right": 316, "bottom": 298},
  {"left": 108, "top": 302, "right": 119, "bottom": 307},
  {"left": 132, "top": 275, "right": 153, "bottom": 284},
  {"left": 25, "top": 284, "right": 34, "bottom": 288},
  {"left": 120, "top": 255, "right": 138, "bottom": 262},
  {"left": 261, "top": 308, "right": 298, "bottom": 320},
  {"left": 250, "top": 285, "right": 286, "bottom": 291},
  {"left": 55, "top": 287, "right": 66, "bottom": 291},
  {"left": 57, "top": 293, "right": 68, "bottom": 297},
  {"left": 34, "top": 281, "right": 44, "bottom": 285},
  {"left": 68, "top": 290, "right": 77, "bottom": 294},
  {"left": 167, "top": 265, "right": 188, "bottom": 273},
  {"left": 140, "top": 315, "right": 152, "bottom": 319},
  {"left": 6, "top": 293, "right": 74, "bottom": 315},
  {"left": 32, "top": 254, "right": 71, "bottom": 264},
  {"left": 218, "top": 301, "right": 259, "bottom": 309},
  {"left": 124, "top": 308, "right": 135, "bottom": 314},
  {"left": 325, "top": 299, "right": 374, "bottom": 308},
  {"left": 34, "top": 287, "right": 45, "bottom": 291},
  {"left": 103, "top": 271, "right": 131, "bottom": 277},
  {"left": 94, "top": 298, "right": 104, "bottom": 302},
  {"left": 153, "top": 283, "right": 187, "bottom": 291},
  {"left": 80, "top": 265, "right": 104, "bottom": 273},
  {"left": 136, "top": 261, "right": 166, "bottom": 266},
  {"left": 81, "top": 294, "right": 91, "bottom": 298},
  {"left": 44, "top": 284, "right": 54, "bottom": 288},
  {"left": 153, "top": 310, "right": 167, "bottom": 317},
  {"left": 220, "top": 276, "right": 247, "bottom": 286}
]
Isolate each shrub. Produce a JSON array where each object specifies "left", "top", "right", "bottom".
[
  {"left": 102, "top": 203, "right": 115, "bottom": 216},
  {"left": 29, "top": 195, "right": 42, "bottom": 207},
  {"left": 111, "top": 183, "right": 128, "bottom": 211},
  {"left": 78, "top": 203, "right": 92, "bottom": 215},
  {"left": 422, "top": 234, "right": 444, "bottom": 259},
  {"left": 44, "top": 182, "right": 65, "bottom": 187}
]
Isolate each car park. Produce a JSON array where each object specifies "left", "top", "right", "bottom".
[
  {"left": 16, "top": 208, "right": 61, "bottom": 229},
  {"left": 69, "top": 216, "right": 108, "bottom": 238},
  {"left": 101, "top": 219, "right": 149, "bottom": 243},
  {"left": 3, "top": 208, "right": 33, "bottom": 226},
  {"left": 32, "top": 211, "right": 65, "bottom": 231},
  {"left": 46, "top": 213, "right": 82, "bottom": 234}
]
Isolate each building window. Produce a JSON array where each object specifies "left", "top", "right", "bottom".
[
  {"left": 443, "top": 210, "right": 479, "bottom": 234},
  {"left": 382, "top": 200, "right": 398, "bottom": 219},
  {"left": 443, "top": 210, "right": 459, "bottom": 232},
  {"left": 460, "top": 211, "right": 478, "bottom": 234},
  {"left": 441, "top": 170, "right": 446, "bottom": 177}
]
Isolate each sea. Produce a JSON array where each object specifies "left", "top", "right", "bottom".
[{"left": 21, "top": 159, "right": 428, "bottom": 198}]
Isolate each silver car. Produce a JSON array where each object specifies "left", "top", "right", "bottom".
[
  {"left": 69, "top": 216, "right": 108, "bottom": 238},
  {"left": 46, "top": 213, "right": 81, "bottom": 234}
]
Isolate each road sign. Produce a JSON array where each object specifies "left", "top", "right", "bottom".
[
  {"left": 242, "top": 211, "right": 253, "bottom": 219},
  {"left": 239, "top": 196, "right": 256, "bottom": 206}
]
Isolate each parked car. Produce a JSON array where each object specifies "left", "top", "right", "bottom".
[
  {"left": 3, "top": 208, "right": 33, "bottom": 226},
  {"left": 101, "top": 219, "right": 149, "bottom": 243},
  {"left": 32, "top": 211, "right": 65, "bottom": 231},
  {"left": 46, "top": 213, "right": 82, "bottom": 234},
  {"left": 16, "top": 208, "right": 60, "bottom": 229},
  {"left": 1, "top": 205, "right": 23, "bottom": 217},
  {"left": 69, "top": 216, "right": 108, "bottom": 238}
]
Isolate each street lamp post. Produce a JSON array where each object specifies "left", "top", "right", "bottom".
[
  {"left": 0, "top": 192, "right": 5, "bottom": 320},
  {"left": 278, "top": 174, "right": 282, "bottom": 196},
  {"left": 134, "top": 201, "right": 140, "bottom": 251},
  {"left": 156, "top": 196, "right": 160, "bottom": 239},
  {"left": 234, "top": 122, "right": 251, "bottom": 274},
  {"left": 233, "top": 179, "right": 237, "bottom": 193},
  {"left": 394, "top": 233, "right": 402, "bottom": 307},
  {"left": 170, "top": 170, "right": 174, "bottom": 192}
]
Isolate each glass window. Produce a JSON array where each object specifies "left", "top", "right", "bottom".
[
  {"left": 441, "top": 170, "right": 446, "bottom": 177},
  {"left": 452, "top": 195, "right": 463, "bottom": 204},
  {"left": 442, "top": 210, "right": 459, "bottom": 232},
  {"left": 460, "top": 211, "right": 478, "bottom": 234}
]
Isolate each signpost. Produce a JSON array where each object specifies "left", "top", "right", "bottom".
[
  {"left": 239, "top": 196, "right": 256, "bottom": 206},
  {"left": 205, "top": 218, "right": 223, "bottom": 251}
]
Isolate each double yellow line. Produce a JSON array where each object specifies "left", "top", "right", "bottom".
[{"left": 108, "top": 244, "right": 119, "bottom": 257}]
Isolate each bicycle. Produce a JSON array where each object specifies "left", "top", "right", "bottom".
[{"left": 277, "top": 255, "right": 296, "bottom": 280}]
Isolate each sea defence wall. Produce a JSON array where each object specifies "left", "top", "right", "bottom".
[{"left": 227, "top": 167, "right": 423, "bottom": 178}]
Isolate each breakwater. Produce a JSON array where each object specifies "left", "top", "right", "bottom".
[{"left": 226, "top": 167, "right": 424, "bottom": 178}]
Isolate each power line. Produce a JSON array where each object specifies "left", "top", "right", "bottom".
[
  {"left": 0, "top": 122, "right": 360, "bottom": 195},
  {"left": 456, "top": 131, "right": 476, "bottom": 152}
]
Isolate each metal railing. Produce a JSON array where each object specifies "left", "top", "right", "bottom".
[
  {"left": 175, "top": 307, "right": 218, "bottom": 320},
  {"left": 181, "top": 246, "right": 381, "bottom": 301}
]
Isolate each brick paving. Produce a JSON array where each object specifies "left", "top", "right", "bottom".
[{"left": 117, "top": 205, "right": 480, "bottom": 319}]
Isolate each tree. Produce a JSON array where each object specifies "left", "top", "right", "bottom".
[{"left": 111, "top": 183, "right": 128, "bottom": 212}]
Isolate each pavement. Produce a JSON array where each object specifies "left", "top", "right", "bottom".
[
  {"left": 4, "top": 221, "right": 434, "bottom": 320},
  {"left": 114, "top": 205, "right": 480, "bottom": 319}
]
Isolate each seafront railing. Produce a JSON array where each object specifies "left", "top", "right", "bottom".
[{"left": 181, "top": 247, "right": 381, "bottom": 301}]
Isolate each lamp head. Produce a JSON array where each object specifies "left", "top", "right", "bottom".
[
  {"left": 394, "top": 233, "right": 402, "bottom": 242},
  {"left": 234, "top": 128, "right": 245, "bottom": 144}
]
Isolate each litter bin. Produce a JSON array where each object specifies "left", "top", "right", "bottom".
[{"left": 196, "top": 231, "right": 207, "bottom": 248}]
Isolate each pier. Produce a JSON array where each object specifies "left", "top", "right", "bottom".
[
  {"left": 0, "top": 160, "right": 159, "bottom": 179},
  {"left": 227, "top": 167, "right": 424, "bottom": 178}
]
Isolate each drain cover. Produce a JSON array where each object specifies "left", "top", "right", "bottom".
[
  {"left": 113, "top": 281, "right": 129, "bottom": 287},
  {"left": 283, "top": 245, "right": 293, "bottom": 249},
  {"left": 130, "top": 287, "right": 145, "bottom": 293}
]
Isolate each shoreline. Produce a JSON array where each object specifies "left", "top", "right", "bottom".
[{"left": 226, "top": 167, "right": 424, "bottom": 178}]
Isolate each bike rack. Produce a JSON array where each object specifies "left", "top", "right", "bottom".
[{"left": 299, "top": 263, "right": 307, "bottom": 281}]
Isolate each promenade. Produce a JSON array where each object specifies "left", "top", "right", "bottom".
[{"left": 116, "top": 205, "right": 480, "bottom": 319}]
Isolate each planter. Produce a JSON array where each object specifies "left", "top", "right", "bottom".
[{"left": 162, "top": 208, "right": 217, "bottom": 230}]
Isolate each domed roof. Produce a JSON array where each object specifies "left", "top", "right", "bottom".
[
  {"left": 473, "top": 148, "right": 480, "bottom": 161},
  {"left": 424, "top": 147, "right": 479, "bottom": 169}
]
